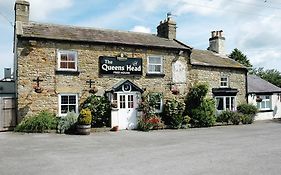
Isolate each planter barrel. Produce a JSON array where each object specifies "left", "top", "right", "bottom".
[{"left": 77, "top": 124, "right": 91, "bottom": 135}]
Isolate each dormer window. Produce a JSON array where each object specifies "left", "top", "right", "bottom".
[
  {"left": 57, "top": 50, "right": 78, "bottom": 71},
  {"left": 220, "top": 76, "right": 228, "bottom": 88}
]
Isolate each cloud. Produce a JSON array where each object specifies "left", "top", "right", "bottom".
[
  {"left": 130, "top": 26, "right": 151, "bottom": 33},
  {"left": 28, "top": 0, "right": 73, "bottom": 21}
]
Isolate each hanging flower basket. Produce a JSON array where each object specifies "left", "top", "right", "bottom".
[
  {"left": 111, "top": 102, "right": 118, "bottom": 108},
  {"left": 256, "top": 97, "right": 262, "bottom": 102},
  {"left": 171, "top": 85, "right": 179, "bottom": 95},
  {"left": 34, "top": 86, "right": 43, "bottom": 93},
  {"left": 89, "top": 86, "right": 98, "bottom": 94}
]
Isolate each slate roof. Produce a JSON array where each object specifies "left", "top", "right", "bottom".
[
  {"left": 190, "top": 49, "right": 246, "bottom": 69},
  {"left": 18, "top": 22, "right": 191, "bottom": 50},
  {"left": 247, "top": 75, "right": 281, "bottom": 94}
]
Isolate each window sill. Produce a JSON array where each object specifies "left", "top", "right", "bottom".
[
  {"left": 55, "top": 69, "right": 80, "bottom": 75},
  {"left": 146, "top": 73, "right": 165, "bottom": 77},
  {"left": 258, "top": 109, "right": 273, "bottom": 113}
]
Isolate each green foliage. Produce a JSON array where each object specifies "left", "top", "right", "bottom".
[
  {"left": 15, "top": 111, "right": 57, "bottom": 133},
  {"left": 229, "top": 112, "right": 241, "bottom": 125},
  {"left": 57, "top": 112, "right": 78, "bottom": 134},
  {"left": 137, "top": 92, "right": 164, "bottom": 131},
  {"left": 250, "top": 67, "right": 281, "bottom": 88},
  {"left": 185, "top": 84, "right": 216, "bottom": 127},
  {"left": 78, "top": 108, "right": 92, "bottom": 125},
  {"left": 237, "top": 103, "right": 258, "bottom": 116},
  {"left": 82, "top": 95, "right": 111, "bottom": 127},
  {"left": 217, "top": 110, "right": 232, "bottom": 124},
  {"left": 163, "top": 99, "right": 187, "bottom": 128},
  {"left": 229, "top": 48, "right": 252, "bottom": 68},
  {"left": 241, "top": 114, "right": 254, "bottom": 124}
]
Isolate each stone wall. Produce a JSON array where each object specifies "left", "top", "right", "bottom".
[
  {"left": 189, "top": 65, "right": 247, "bottom": 104},
  {"left": 16, "top": 39, "right": 190, "bottom": 120}
]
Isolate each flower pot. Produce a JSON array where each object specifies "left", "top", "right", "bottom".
[
  {"left": 110, "top": 126, "right": 119, "bottom": 131},
  {"left": 77, "top": 124, "right": 91, "bottom": 135}
]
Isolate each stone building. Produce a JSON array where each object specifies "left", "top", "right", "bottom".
[{"left": 14, "top": 0, "right": 247, "bottom": 129}]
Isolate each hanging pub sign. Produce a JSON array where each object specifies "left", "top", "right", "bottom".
[{"left": 99, "top": 56, "right": 142, "bottom": 76}]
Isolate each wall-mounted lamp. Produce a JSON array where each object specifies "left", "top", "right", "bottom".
[
  {"left": 116, "top": 52, "right": 127, "bottom": 61},
  {"left": 33, "top": 77, "right": 43, "bottom": 93}
]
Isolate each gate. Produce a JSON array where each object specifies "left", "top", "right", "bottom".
[{"left": 0, "top": 97, "right": 16, "bottom": 131}]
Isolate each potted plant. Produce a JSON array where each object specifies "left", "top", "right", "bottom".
[{"left": 77, "top": 108, "right": 92, "bottom": 135}]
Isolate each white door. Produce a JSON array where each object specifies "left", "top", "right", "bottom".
[{"left": 117, "top": 93, "right": 138, "bottom": 130}]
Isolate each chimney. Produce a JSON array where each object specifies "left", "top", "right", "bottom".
[
  {"left": 157, "top": 13, "right": 177, "bottom": 40},
  {"left": 14, "top": 0, "right": 30, "bottom": 23},
  {"left": 208, "top": 30, "right": 225, "bottom": 55},
  {"left": 4, "top": 68, "right": 12, "bottom": 79}
]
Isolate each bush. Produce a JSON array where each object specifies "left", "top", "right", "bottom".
[
  {"left": 230, "top": 112, "right": 241, "bottom": 125},
  {"left": 137, "top": 115, "right": 164, "bottom": 131},
  {"left": 241, "top": 114, "right": 254, "bottom": 124},
  {"left": 237, "top": 103, "right": 258, "bottom": 116},
  {"left": 217, "top": 110, "right": 232, "bottom": 124},
  {"left": 163, "top": 99, "right": 187, "bottom": 129},
  {"left": 81, "top": 95, "right": 111, "bottom": 127},
  {"left": 57, "top": 112, "right": 78, "bottom": 134},
  {"left": 185, "top": 83, "right": 216, "bottom": 127},
  {"left": 15, "top": 111, "right": 57, "bottom": 133},
  {"left": 78, "top": 108, "right": 92, "bottom": 125}
]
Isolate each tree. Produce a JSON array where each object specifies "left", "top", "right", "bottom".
[
  {"left": 250, "top": 67, "right": 281, "bottom": 88},
  {"left": 229, "top": 48, "right": 252, "bottom": 68}
]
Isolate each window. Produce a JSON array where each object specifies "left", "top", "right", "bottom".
[
  {"left": 220, "top": 76, "right": 229, "bottom": 88},
  {"left": 215, "top": 96, "right": 236, "bottom": 111},
  {"left": 257, "top": 95, "right": 271, "bottom": 110},
  {"left": 147, "top": 56, "right": 163, "bottom": 74},
  {"left": 59, "top": 94, "right": 78, "bottom": 116},
  {"left": 57, "top": 50, "right": 78, "bottom": 71},
  {"left": 148, "top": 93, "right": 163, "bottom": 113}
]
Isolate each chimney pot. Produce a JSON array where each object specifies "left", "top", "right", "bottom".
[
  {"left": 157, "top": 13, "right": 177, "bottom": 40},
  {"left": 208, "top": 30, "right": 226, "bottom": 55}
]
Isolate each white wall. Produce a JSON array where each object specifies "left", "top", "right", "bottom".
[{"left": 248, "top": 93, "right": 281, "bottom": 120}]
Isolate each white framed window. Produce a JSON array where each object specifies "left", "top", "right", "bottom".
[
  {"left": 147, "top": 56, "right": 163, "bottom": 74},
  {"left": 220, "top": 76, "right": 229, "bottom": 88},
  {"left": 215, "top": 96, "right": 236, "bottom": 111},
  {"left": 58, "top": 94, "right": 78, "bottom": 116},
  {"left": 57, "top": 50, "right": 78, "bottom": 71},
  {"left": 148, "top": 93, "right": 163, "bottom": 113},
  {"left": 257, "top": 95, "right": 271, "bottom": 110}
]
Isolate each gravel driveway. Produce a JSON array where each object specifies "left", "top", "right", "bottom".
[{"left": 1, "top": 120, "right": 281, "bottom": 175}]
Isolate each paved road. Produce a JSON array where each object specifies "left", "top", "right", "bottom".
[{"left": 1, "top": 120, "right": 281, "bottom": 175}]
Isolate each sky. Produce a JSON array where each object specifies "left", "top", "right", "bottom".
[{"left": 0, "top": 0, "right": 281, "bottom": 78}]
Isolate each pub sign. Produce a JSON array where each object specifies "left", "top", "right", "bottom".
[{"left": 99, "top": 56, "right": 142, "bottom": 75}]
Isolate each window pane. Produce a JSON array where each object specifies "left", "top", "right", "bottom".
[
  {"left": 61, "top": 54, "right": 67, "bottom": 61},
  {"left": 69, "top": 96, "right": 76, "bottom": 104},
  {"left": 68, "top": 53, "right": 76, "bottom": 61},
  {"left": 119, "top": 95, "right": 126, "bottom": 109},
  {"left": 149, "top": 65, "right": 155, "bottom": 72},
  {"left": 68, "top": 62, "right": 76, "bottom": 69},
  {"left": 60, "top": 62, "right": 67, "bottom": 69},
  {"left": 226, "top": 97, "right": 230, "bottom": 110},
  {"left": 68, "top": 105, "right": 76, "bottom": 113},
  {"left": 154, "top": 65, "right": 161, "bottom": 72},
  {"left": 149, "top": 57, "right": 161, "bottom": 64},
  {"left": 61, "top": 96, "right": 68, "bottom": 104},
  {"left": 61, "top": 105, "right": 68, "bottom": 114},
  {"left": 231, "top": 97, "right": 235, "bottom": 111},
  {"left": 216, "top": 97, "right": 224, "bottom": 110}
]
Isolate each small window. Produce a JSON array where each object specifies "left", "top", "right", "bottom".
[
  {"left": 148, "top": 93, "right": 163, "bottom": 113},
  {"left": 57, "top": 50, "right": 78, "bottom": 71},
  {"left": 147, "top": 56, "right": 163, "bottom": 74},
  {"left": 257, "top": 95, "right": 271, "bottom": 110},
  {"left": 59, "top": 94, "right": 78, "bottom": 116},
  {"left": 220, "top": 76, "right": 228, "bottom": 88}
]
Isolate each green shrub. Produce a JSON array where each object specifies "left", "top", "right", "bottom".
[
  {"left": 78, "top": 108, "right": 92, "bottom": 125},
  {"left": 217, "top": 110, "right": 232, "bottom": 124},
  {"left": 237, "top": 103, "right": 258, "bottom": 116},
  {"left": 185, "top": 83, "right": 216, "bottom": 127},
  {"left": 163, "top": 99, "right": 187, "bottom": 129},
  {"left": 230, "top": 112, "right": 241, "bottom": 125},
  {"left": 57, "top": 112, "right": 78, "bottom": 134},
  {"left": 241, "top": 114, "right": 254, "bottom": 124},
  {"left": 81, "top": 95, "right": 111, "bottom": 127},
  {"left": 15, "top": 111, "right": 57, "bottom": 133}
]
